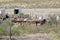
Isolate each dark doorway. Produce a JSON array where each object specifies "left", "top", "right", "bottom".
[
  {"left": 5, "top": 14, "right": 9, "bottom": 18},
  {"left": 14, "top": 9, "right": 19, "bottom": 14}
]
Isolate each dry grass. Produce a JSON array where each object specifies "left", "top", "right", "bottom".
[
  {"left": 0, "top": 0, "right": 60, "bottom": 8},
  {"left": 0, "top": 0, "right": 14, "bottom": 2}
]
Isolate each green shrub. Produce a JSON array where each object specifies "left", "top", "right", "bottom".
[
  {"left": 11, "top": 28, "right": 20, "bottom": 36},
  {"left": 0, "top": 27, "right": 5, "bottom": 35}
]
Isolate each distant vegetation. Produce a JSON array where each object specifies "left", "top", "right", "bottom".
[
  {"left": 0, "top": 14, "right": 60, "bottom": 36},
  {"left": 0, "top": 13, "right": 60, "bottom": 39}
]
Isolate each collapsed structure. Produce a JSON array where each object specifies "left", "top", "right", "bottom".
[{"left": 0, "top": 8, "right": 60, "bottom": 20}]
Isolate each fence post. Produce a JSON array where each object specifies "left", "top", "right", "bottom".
[{"left": 9, "top": 26, "right": 11, "bottom": 40}]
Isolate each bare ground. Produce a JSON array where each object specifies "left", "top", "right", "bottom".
[{"left": 0, "top": 33, "right": 54, "bottom": 40}]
